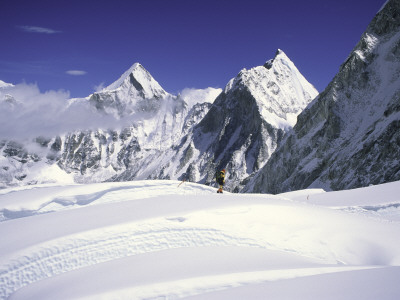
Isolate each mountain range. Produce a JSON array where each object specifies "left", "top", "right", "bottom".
[
  {"left": 1, "top": 0, "right": 399, "bottom": 193},
  {"left": 244, "top": 0, "right": 400, "bottom": 193},
  {"left": 0, "top": 49, "right": 317, "bottom": 191}
]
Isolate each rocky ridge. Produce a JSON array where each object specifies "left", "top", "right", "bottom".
[
  {"left": 0, "top": 51, "right": 317, "bottom": 191},
  {"left": 245, "top": 0, "right": 400, "bottom": 193}
]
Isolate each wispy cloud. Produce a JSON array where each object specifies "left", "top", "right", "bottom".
[
  {"left": 18, "top": 25, "right": 61, "bottom": 34},
  {"left": 180, "top": 87, "right": 222, "bottom": 108},
  {"left": 66, "top": 70, "right": 87, "bottom": 76},
  {"left": 94, "top": 82, "right": 106, "bottom": 92},
  {"left": 0, "top": 83, "right": 125, "bottom": 140}
]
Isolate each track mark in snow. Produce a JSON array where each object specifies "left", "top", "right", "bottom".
[
  {"left": 0, "top": 185, "right": 141, "bottom": 222},
  {"left": 166, "top": 217, "right": 187, "bottom": 222},
  {"left": 361, "top": 202, "right": 400, "bottom": 212},
  {"left": 81, "top": 266, "right": 381, "bottom": 300},
  {"left": 0, "top": 181, "right": 215, "bottom": 222},
  {"left": 337, "top": 202, "right": 400, "bottom": 223},
  {"left": 0, "top": 221, "right": 261, "bottom": 299}
]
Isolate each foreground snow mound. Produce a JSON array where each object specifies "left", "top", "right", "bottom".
[{"left": 1, "top": 180, "right": 400, "bottom": 299}]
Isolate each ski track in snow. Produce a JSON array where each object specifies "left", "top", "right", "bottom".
[
  {"left": 0, "top": 181, "right": 213, "bottom": 222},
  {"left": 77, "top": 266, "right": 379, "bottom": 300},
  {"left": 0, "top": 221, "right": 261, "bottom": 299},
  {"left": 0, "top": 181, "right": 246, "bottom": 298},
  {"left": 1, "top": 180, "right": 400, "bottom": 299}
]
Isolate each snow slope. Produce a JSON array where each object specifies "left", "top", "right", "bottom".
[
  {"left": 0, "top": 64, "right": 220, "bottom": 188},
  {"left": 1, "top": 180, "right": 400, "bottom": 299},
  {"left": 246, "top": 0, "right": 400, "bottom": 194},
  {"left": 155, "top": 49, "right": 318, "bottom": 192}
]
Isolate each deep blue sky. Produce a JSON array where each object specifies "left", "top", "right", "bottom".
[{"left": 0, "top": 0, "right": 385, "bottom": 98}]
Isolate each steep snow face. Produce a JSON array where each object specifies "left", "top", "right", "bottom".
[
  {"left": 154, "top": 50, "right": 318, "bottom": 192},
  {"left": 246, "top": 0, "right": 400, "bottom": 194},
  {"left": 105, "top": 63, "right": 166, "bottom": 98},
  {"left": 226, "top": 49, "right": 318, "bottom": 129},
  {"left": 89, "top": 63, "right": 168, "bottom": 118}
]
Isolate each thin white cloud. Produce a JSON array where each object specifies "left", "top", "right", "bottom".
[
  {"left": 18, "top": 25, "right": 61, "bottom": 34},
  {"left": 66, "top": 70, "right": 87, "bottom": 76},
  {"left": 0, "top": 83, "right": 125, "bottom": 140},
  {"left": 94, "top": 82, "right": 106, "bottom": 92},
  {"left": 180, "top": 87, "right": 222, "bottom": 108}
]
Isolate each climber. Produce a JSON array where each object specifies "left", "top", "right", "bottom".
[{"left": 216, "top": 169, "right": 225, "bottom": 193}]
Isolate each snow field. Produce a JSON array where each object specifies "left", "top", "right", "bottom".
[{"left": 1, "top": 180, "right": 400, "bottom": 299}]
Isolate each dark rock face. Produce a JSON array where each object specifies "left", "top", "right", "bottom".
[
  {"left": 190, "top": 85, "right": 283, "bottom": 191},
  {"left": 246, "top": 0, "right": 400, "bottom": 194},
  {"left": 0, "top": 138, "right": 58, "bottom": 188},
  {"left": 59, "top": 132, "right": 102, "bottom": 175},
  {"left": 167, "top": 50, "right": 317, "bottom": 192}
]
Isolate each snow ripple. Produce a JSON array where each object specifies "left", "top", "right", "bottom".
[{"left": 0, "top": 221, "right": 261, "bottom": 299}]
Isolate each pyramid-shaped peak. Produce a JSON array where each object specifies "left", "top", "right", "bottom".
[
  {"left": 264, "top": 49, "right": 291, "bottom": 69},
  {"left": 127, "top": 63, "right": 148, "bottom": 75},
  {"left": 105, "top": 63, "right": 149, "bottom": 91},
  {"left": 104, "top": 63, "right": 167, "bottom": 98},
  {"left": 275, "top": 48, "right": 287, "bottom": 57}
]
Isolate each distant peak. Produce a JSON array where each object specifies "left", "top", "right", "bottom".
[
  {"left": 277, "top": 49, "right": 290, "bottom": 58},
  {"left": 105, "top": 62, "right": 149, "bottom": 91},
  {"left": 264, "top": 49, "right": 290, "bottom": 69},
  {"left": 102, "top": 62, "right": 167, "bottom": 99},
  {"left": 123, "top": 62, "right": 147, "bottom": 78},
  {"left": 130, "top": 63, "right": 145, "bottom": 72}
]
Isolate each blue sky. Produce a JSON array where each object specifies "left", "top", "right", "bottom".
[{"left": 0, "top": 0, "right": 385, "bottom": 98}]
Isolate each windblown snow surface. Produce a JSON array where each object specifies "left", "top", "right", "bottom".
[{"left": 1, "top": 180, "right": 400, "bottom": 299}]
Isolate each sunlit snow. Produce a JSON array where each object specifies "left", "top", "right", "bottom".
[{"left": 1, "top": 180, "right": 400, "bottom": 299}]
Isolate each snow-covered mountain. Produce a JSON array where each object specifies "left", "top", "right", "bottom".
[
  {"left": 246, "top": 0, "right": 400, "bottom": 193},
  {"left": 0, "top": 51, "right": 316, "bottom": 190},
  {"left": 89, "top": 63, "right": 168, "bottom": 118},
  {"left": 149, "top": 50, "right": 318, "bottom": 191},
  {"left": 0, "top": 64, "right": 220, "bottom": 188},
  {"left": 54, "top": 64, "right": 220, "bottom": 184}
]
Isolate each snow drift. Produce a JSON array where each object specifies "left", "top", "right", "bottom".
[{"left": 1, "top": 180, "right": 400, "bottom": 299}]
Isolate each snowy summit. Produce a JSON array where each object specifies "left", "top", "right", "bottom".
[
  {"left": 104, "top": 63, "right": 167, "bottom": 99},
  {"left": 225, "top": 49, "right": 318, "bottom": 129}
]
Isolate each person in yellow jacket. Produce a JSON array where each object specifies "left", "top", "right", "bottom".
[{"left": 216, "top": 169, "right": 225, "bottom": 193}]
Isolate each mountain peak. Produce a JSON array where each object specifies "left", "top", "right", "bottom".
[
  {"left": 224, "top": 50, "right": 318, "bottom": 126},
  {"left": 104, "top": 63, "right": 167, "bottom": 99},
  {"left": 105, "top": 63, "right": 147, "bottom": 91},
  {"left": 264, "top": 49, "right": 290, "bottom": 69},
  {"left": 246, "top": 0, "right": 400, "bottom": 194}
]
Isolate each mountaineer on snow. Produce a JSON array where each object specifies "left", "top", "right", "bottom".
[{"left": 216, "top": 169, "right": 226, "bottom": 193}]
